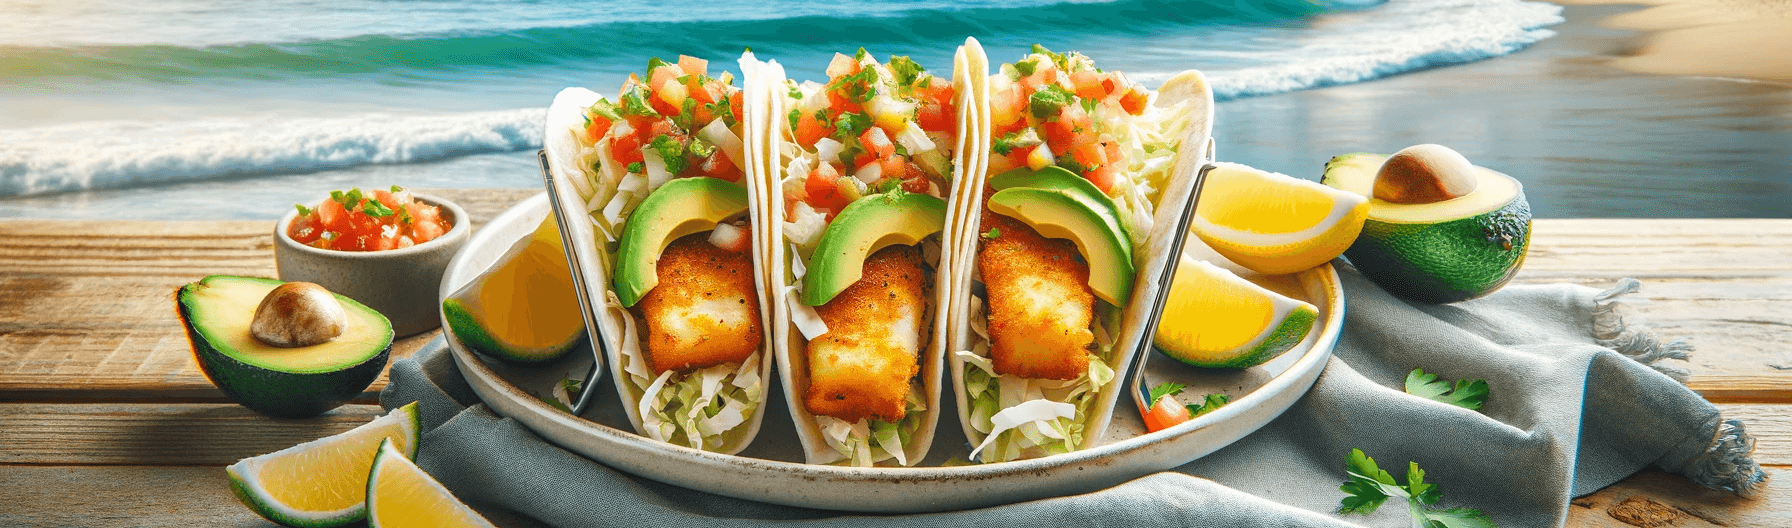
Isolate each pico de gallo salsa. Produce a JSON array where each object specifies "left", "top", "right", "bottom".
[
  {"left": 287, "top": 186, "right": 451, "bottom": 252},
  {"left": 986, "top": 45, "right": 1153, "bottom": 195},
  {"left": 782, "top": 49, "right": 957, "bottom": 225},
  {"left": 585, "top": 55, "right": 746, "bottom": 185}
]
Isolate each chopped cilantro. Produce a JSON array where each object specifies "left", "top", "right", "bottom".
[
  {"left": 827, "top": 66, "right": 881, "bottom": 103},
  {"left": 1186, "top": 393, "right": 1230, "bottom": 418},
  {"left": 787, "top": 108, "right": 802, "bottom": 134},
  {"left": 678, "top": 97, "right": 699, "bottom": 129},
  {"left": 361, "top": 199, "right": 395, "bottom": 218},
  {"left": 981, "top": 227, "right": 1002, "bottom": 240},
  {"left": 626, "top": 162, "right": 645, "bottom": 174},
  {"left": 706, "top": 99, "right": 737, "bottom": 127},
  {"left": 619, "top": 88, "right": 659, "bottom": 118},
  {"left": 833, "top": 112, "right": 872, "bottom": 137},
  {"left": 1029, "top": 84, "right": 1076, "bottom": 120},
  {"left": 788, "top": 85, "right": 804, "bottom": 100},
  {"left": 1031, "top": 44, "right": 1067, "bottom": 69},
  {"left": 294, "top": 204, "right": 312, "bottom": 217},
  {"left": 1147, "top": 382, "right": 1185, "bottom": 403},
  {"left": 389, "top": 185, "right": 405, "bottom": 193},
  {"left": 1013, "top": 58, "right": 1038, "bottom": 77},
  {"left": 1405, "top": 369, "right": 1489, "bottom": 410},
  {"left": 650, "top": 134, "right": 688, "bottom": 174},
  {"left": 688, "top": 136, "right": 717, "bottom": 158},
  {"left": 587, "top": 99, "right": 622, "bottom": 121},
  {"left": 1339, "top": 449, "right": 1497, "bottom": 527},
  {"left": 888, "top": 55, "right": 925, "bottom": 87},
  {"left": 991, "top": 129, "right": 1042, "bottom": 155},
  {"left": 646, "top": 57, "right": 671, "bottom": 75},
  {"left": 853, "top": 47, "right": 869, "bottom": 61}
]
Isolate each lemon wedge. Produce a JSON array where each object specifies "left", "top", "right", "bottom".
[
  {"left": 442, "top": 215, "right": 584, "bottom": 362},
  {"left": 1154, "top": 256, "right": 1318, "bottom": 368},
  {"left": 226, "top": 402, "right": 421, "bottom": 528},
  {"left": 1190, "top": 162, "right": 1369, "bottom": 275},
  {"left": 367, "top": 438, "right": 496, "bottom": 528}
]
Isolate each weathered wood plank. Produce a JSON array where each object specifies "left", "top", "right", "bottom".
[
  {"left": 2, "top": 191, "right": 1786, "bottom": 403},
  {"left": 0, "top": 465, "right": 550, "bottom": 528},
  {"left": 0, "top": 464, "right": 1778, "bottom": 527}
]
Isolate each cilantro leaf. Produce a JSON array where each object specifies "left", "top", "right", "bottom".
[
  {"left": 834, "top": 112, "right": 871, "bottom": 137},
  {"left": 888, "top": 55, "right": 925, "bottom": 87},
  {"left": 991, "top": 128, "right": 1043, "bottom": 155},
  {"left": 1186, "top": 393, "right": 1230, "bottom": 417},
  {"left": 1147, "top": 382, "right": 1185, "bottom": 404},
  {"left": 1339, "top": 449, "right": 1498, "bottom": 527},
  {"left": 294, "top": 204, "right": 313, "bottom": 217},
  {"left": 787, "top": 108, "right": 802, "bottom": 135},
  {"left": 619, "top": 88, "right": 659, "bottom": 118},
  {"left": 1405, "top": 369, "right": 1489, "bottom": 410},
  {"left": 788, "top": 85, "right": 804, "bottom": 100},
  {"left": 361, "top": 199, "right": 395, "bottom": 218},
  {"left": 626, "top": 161, "right": 645, "bottom": 174},
  {"left": 587, "top": 99, "right": 622, "bottom": 122},
  {"left": 389, "top": 185, "right": 405, "bottom": 193},
  {"left": 649, "top": 134, "right": 688, "bottom": 175},
  {"left": 646, "top": 57, "right": 670, "bottom": 75},
  {"left": 688, "top": 136, "right": 717, "bottom": 159},
  {"left": 1013, "top": 58, "right": 1038, "bottom": 77}
]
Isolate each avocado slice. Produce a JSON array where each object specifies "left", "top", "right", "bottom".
[
  {"left": 988, "top": 166, "right": 1133, "bottom": 265},
  {"left": 986, "top": 187, "right": 1136, "bottom": 305},
  {"left": 802, "top": 191, "right": 948, "bottom": 306},
  {"left": 1323, "top": 152, "right": 1532, "bottom": 303},
  {"left": 177, "top": 275, "right": 392, "bottom": 418},
  {"left": 613, "top": 177, "right": 751, "bottom": 307}
]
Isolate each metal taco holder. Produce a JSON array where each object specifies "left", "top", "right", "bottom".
[
  {"left": 1124, "top": 138, "right": 1216, "bottom": 422},
  {"left": 537, "top": 150, "right": 609, "bottom": 416}
]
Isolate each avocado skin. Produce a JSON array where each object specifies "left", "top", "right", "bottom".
[
  {"left": 1344, "top": 193, "right": 1531, "bottom": 304},
  {"left": 177, "top": 278, "right": 390, "bottom": 418}
]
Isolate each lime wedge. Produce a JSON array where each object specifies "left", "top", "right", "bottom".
[
  {"left": 225, "top": 402, "right": 421, "bottom": 527},
  {"left": 366, "top": 438, "right": 495, "bottom": 528}
]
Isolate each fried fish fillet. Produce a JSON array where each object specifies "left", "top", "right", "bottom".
[
  {"left": 635, "top": 232, "right": 763, "bottom": 374},
  {"left": 805, "top": 245, "right": 928, "bottom": 424},
  {"left": 978, "top": 211, "right": 1093, "bottom": 381}
]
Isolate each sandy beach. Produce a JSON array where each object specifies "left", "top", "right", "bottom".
[
  {"left": 1214, "top": 2, "right": 1792, "bottom": 218},
  {"left": 1559, "top": 0, "right": 1792, "bottom": 83}
]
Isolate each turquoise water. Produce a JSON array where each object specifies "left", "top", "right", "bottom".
[{"left": 2, "top": 0, "right": 1785, "bottom": 218}]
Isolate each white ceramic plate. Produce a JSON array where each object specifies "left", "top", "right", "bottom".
[{"left": 438, "top": 192, "right": 1343, "bottom": 513}]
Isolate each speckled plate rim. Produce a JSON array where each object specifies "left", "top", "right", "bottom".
[{"left": 439, "top": 192, "right": 1342, "bottom": 513}]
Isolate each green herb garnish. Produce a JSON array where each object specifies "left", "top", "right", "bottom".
[
  {"left": 361, "top": 199, "right": 395, "bottom": 218},
  {"left": 833, "top": 112, "right": 872, "bottom": 137},
  {"left": 295, "top": 204, "right": 313, "bottom": 217},
  {"left": 649, "top": 134, "right": 688, "bottom": 174},
  {"left": 889, "top": 55, "right": 925, "bottom": 87},
  {"left": 1029, "top": 84, "right": 1076, "bottom": 120},
  {"left": 982, "top": 227, "right": 1002, "bottom": 240},
  {"left": 1013, "top": 58, "right": 1039, "bottom": 77},
  {"left": 1187, "top": 393, "right": 1229, "bottom": 418},
  {"left": 1405, "top": 369, "right": 1488, "bottom": 410},
  {"left": 1339, "top": 449, "right": 1496, "bottom": 527},
  {"left": 627, "top": 161, "right": 645, "bottom": 174},
  {"left": 619, "top": 88, "right": 659, "bottom": 118},
  {"left": 1147, "top": 382, "right": 1185, "bottom": 404}
]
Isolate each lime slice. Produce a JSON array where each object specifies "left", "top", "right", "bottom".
[
  {"left": 367, "top": 438, "right": 495, "bottom": 528},
  {"left": 442, "top": 215, "right": 585, "bottom": 363},
  {"left": 226, "top": 402, "right": 421, "bottom": 528},
  {"left": 1154, "top": 256, "right": 1318, "bottom": 368},
  {"left": 1190, "top": 162, "right": 1369, "bottom": 275}
]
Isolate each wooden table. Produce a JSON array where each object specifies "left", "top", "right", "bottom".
[{"left": 1, "top": 188, "right": 1786, "bottom": 526}]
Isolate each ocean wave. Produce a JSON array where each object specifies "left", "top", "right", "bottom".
[
  {"left": 0, "top": 0, "right": 1326, "bottom": 83},
  {"left": 0, "top": 109, "right": 543, "bottom": 196},
  {"left": 1204, "top": 0, "right": 1564, "bottom": 100}
]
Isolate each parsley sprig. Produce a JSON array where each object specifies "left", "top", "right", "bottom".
[
  {"left": 1405, "top": 369, "right": 1488, "bottom": 410},
  {"left": 1339, "top": 448, "right": 1496, "bottom": 528},
  {"left": 1147, "top": 382, "right": 1230, "bottom": 418}
]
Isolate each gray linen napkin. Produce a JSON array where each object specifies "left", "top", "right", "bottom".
[{"left": 381, "top": 265, "right": 1765, "bottom": 527}]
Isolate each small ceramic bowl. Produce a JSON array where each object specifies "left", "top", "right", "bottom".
[{"left": 274, "top": 192, "right": 472, "bottom": 337}]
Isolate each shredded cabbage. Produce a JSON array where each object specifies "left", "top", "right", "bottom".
[
  {"left": 957, "top": 294, "right": 1119, "bottom": 463},
  {"left": 607, "top": 289, "right": 763, "bottom": 451},
  {"left": 814, "top": 388, "right": 927, "bottom": 467}
]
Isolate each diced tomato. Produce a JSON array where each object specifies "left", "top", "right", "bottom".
[
  {"left": 989, "top": 117, "right": 1028, "bottom": 141},
  {"left": 794, "top": 111, "right": 832, "bottom": 149},
  {"left": 919, "top": 81, "right": 955, "bottom": 107},
  {"left": 1070, "top": 71, "right": 1107, "bottom": 101},
  {"left": 728, "top": 91, "right": 744, "bottom": 125},
  {"left": 1070, "top": 142, "right": 1106, "bottom": 172},
  {"left": 878, "top": 155, "right": 911, "bottom": 182},
  {"left": 1019, "top": 67, "right": 1058, "bottom": 91},
  {"left": 859, "top": 127, "right": 895, "bottom": 159},
  {"left": 648, "top": 64, "right": 683, "bottom": 92},
  {"left": 611, "top": 131, "right": 645, "bottom": 165},
  {"left": 1119, "top": 86, "right": 1149, "bottom": 115},
  {"left": 825, "top": 89, "right": 863, "bottom": 115},
  {"left": 1086, "top": 163, "right": 1119, "bottom": 194},
  {"left": 916, "top": 102, "right": 953, "bottom": 133},
  {"left": 1042, "top": 119, "right": 1078, "bottom": 157},
  {"left": 1141, "top": 395, "right": 1192, "bottom": 433},
  {"left": 697, "top": 151, "right": 739, "bottom": 181},
  {"left": 585, "top": 112, "right": 614, "bottom": 143},
  {"left": 287, "top": 213, "right": 323, "bottom": 244},
  {"left": 316, "top": 198, "right": 350, "bottom": 233},
  {"left": 649, "top": 93, "right": 681, "bottom": 117},
  {"left": 803, "top": 163, "right": 851, "bottom": 218},
  {"left": 1104, "top": 141, "right": 1125, "bottom": 169},
  {"left": 371, "top": 189, "right": 401, "bottom": 211},
  {"left": 647, "top": 117, "right": 677, "bottom": 139},
  {"left": 987, "top": 145, "right": 1032, "bottom": 175},
  {"left": 677, "top": 55, "right": 708, "bottom": 79}
]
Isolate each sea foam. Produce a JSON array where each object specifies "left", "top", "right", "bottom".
[{"left": 0, "top": 109, "right": 544, "bottom": 196}]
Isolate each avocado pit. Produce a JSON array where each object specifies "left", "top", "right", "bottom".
[
  {"left": 1373, "top": 144, "right": 1479, "bottom": 205},
  {"left": 250, "top": 282, "right": 348, "bottom": 347}
]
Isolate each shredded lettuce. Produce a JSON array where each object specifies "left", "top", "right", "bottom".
[
  {"left": 958, "top": 296, "right": 1119, "bottom": 463},
  {"left": 815, "top": 388, "right": 928, "bottom": 467},
  {"left": 607, "top": 290, "right": 762, "bottom": 451}
]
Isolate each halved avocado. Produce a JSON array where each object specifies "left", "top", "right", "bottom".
[
  {"left": 988, "top": 166, "right": 1133, "bottom": 265},
  {"left": 1323, "top": 151, "right": 1532, "bottom": 303},
  {"left": 986, "top": 187, "right": 1135, "bottom": 305},
  {"left": 613, "top": 177, "right": 751, "bottom": 307},
  {"left": 803, "top": 191, "right": 947, "bottom": 306},
  {"left": 177, "top": 275, "right": 392, "bottom": 418}
]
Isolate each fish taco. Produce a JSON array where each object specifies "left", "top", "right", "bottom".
[{"left": 945, "top": 45, "right": 1215, "bottom": 463}]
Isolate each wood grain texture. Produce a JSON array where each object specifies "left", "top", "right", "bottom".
[
  {"left": 0, "top": 464, "right": 1779, "bottom": 528},
  {"left": 0, "top": 465, "right": 550, "bottom": 528},
  {"left": 1, "top": 192, "right": 1786, "bottom": 404}
]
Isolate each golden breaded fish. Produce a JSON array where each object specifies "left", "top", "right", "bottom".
[
  {"left": 635, "top": 233, "right": 763, "bottom": 374},
  {"left": 805, "top": 245, "right": 928, "bottom": 423},
  {"left": 978, "top": 211, "right": 1093, "bottom": 381}
]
